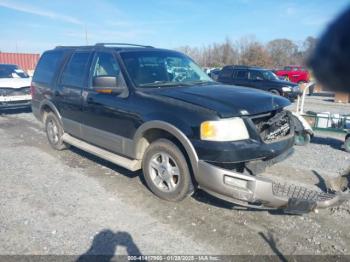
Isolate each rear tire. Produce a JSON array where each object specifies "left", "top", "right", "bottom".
[
  {"left": 45, "top": 112, "right": 68, "bottom": 150},
  {"left": 142, "top": 139, "right": 194, "bottom": 202},
  {"left": 344, "top": 137, "right": 350, "bottom": 153}
]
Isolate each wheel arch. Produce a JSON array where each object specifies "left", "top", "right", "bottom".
[
  {"left": 133, "top": 121, "right": 199, "bottom": 176},
  {"left": 39, "top": 100, "right": 62, "bottom": 124}
]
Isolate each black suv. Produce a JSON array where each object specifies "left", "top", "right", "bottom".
[
  {"left": 31, "top": 43, "right": 299, "bottom": 209},
  {"left": 218, "top": 65, "right": 300, "bottom": 101}
]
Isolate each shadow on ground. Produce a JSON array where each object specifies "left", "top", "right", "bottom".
[
  {"left": 77, "top": 230, "right": 142, "bottom": 262},
  {"left": 311, "top": 135, "right": 345, "bottom": 151},
  {"left": 0, "top": 107, "right": 32, "bottom": 115}
]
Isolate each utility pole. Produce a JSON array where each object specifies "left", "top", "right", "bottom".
[{"left": 85, "top": 25, "right": 88, "bottom": 45}]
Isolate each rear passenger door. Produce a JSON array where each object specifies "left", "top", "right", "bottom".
[
  {"left": 55, "top": 51, "right": 92, "bottom": 138},
  {"left": 232, "top": 70, "right": 250, "bottom": 87}
]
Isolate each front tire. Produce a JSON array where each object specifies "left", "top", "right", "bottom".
[
  {"left": 344, "top": 137, "right": 350, "bottom": 153},
  {"left": 294, "top": 132, "right": 311, "bottom": 146},
  {"left": 142, "top": 139, "right": 194, "bottom": 202},
  {"left": 45, "top": 112, "right": 68, "bottom": 150},
  {"left": 269, "top": 89, "right": 281, "bottom": 96}
]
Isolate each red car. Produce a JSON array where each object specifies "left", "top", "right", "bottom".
[{"left": 275, "top": 65, "right": 310, "bottom": 84}]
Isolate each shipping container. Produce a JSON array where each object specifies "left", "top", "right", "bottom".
[{"left": 0, "top": 52, "right": 40, "bottom": 76}]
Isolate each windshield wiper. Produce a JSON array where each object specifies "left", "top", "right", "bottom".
[{"left": 184, "top": 80, "right": 215, "bottom": 85}]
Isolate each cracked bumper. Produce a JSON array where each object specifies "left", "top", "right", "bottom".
[{"left": 196, "top": 160, "right": 350, "bottom": 214}]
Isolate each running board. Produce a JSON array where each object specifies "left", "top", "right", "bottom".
[{"left": 62, "top": 133, "right": 141, "bottom": 171}]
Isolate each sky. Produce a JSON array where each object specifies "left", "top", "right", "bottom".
[{"left": 0, "top": 0, "right": 349, "bottom": 54}]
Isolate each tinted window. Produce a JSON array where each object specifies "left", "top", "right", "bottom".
[
  {"left": 91, "top": 52, "right": 126, "bottom": 89},
  {"left": 219, "top": 67, "right": 233, "bottom": 78},
  {"left": 92, "top": 52, "right": 120, "bottom": 77},
  {"left": 235, "top": 70, "right": 248, "bottom": 79},
  {"left": 33, "top": 51, "right": 65, "bottom": 84},
  {"left": 121, "top": 51, "right": 212, "bottom": 87},
  {"left": 249, "top": 70, "right": 263, "bottom": 80},
  {"left": 60, "top": 52, "right": 91, "bottom": 88}
]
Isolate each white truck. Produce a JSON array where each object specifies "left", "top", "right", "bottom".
[{"left": 0, "top": 64, "right": 32, "bottom": 109}]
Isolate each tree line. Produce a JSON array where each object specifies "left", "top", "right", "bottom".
[{"left": 177, "top": 36, "right": 317, "bottom": 69}]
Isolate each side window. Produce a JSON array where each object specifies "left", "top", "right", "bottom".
[
  {"left": 235, "top": 70, "right": 248, "bottom": 79},
  {"left": 219, "top": 67, "right": 233, "bottom": 79},
  {"left": 249, "top": 70, "right": 263, "bottom": 80},
  {"left": 292, "top": 67, "right": 299, "bottom": 71},
  {"left": 91, "top": 52, "right": 126, "bottom": 88},
  {"left": 284, "top": 66, "right": 291, "bottom": 71},
  {"left": 33, "top": 50, "right": 65, "bottom": 84},
  {"left": 60, "top": 52, "right": 91, "bottom": 88}
]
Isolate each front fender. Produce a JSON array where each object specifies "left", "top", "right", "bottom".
[{"left": 133, "top": 120, "right": 199, "bottom": 176}]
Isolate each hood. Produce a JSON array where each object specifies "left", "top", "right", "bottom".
[
  {"left": 147, "top": 84, "right": 291, "bottom": 118},
  {"left": 271, "top": 79, "right": 298, "bottom": 86},
  {"left": 0, "top": 78, "right": 32, "bottom": 89}
]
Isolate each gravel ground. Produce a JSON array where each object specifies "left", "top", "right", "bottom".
[{"left": 0, "top": 100, "right": 349, "bottom": 257}]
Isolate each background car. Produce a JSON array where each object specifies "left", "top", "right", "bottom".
[
  {"left": 0, "top": 64, "right": 32, "bottom": 109},
  {"left": 274, "top": 65, "right": 310, "bottom": 84},
  {"left": 217, "top": 65, "right": 300, "bottom": 101}
]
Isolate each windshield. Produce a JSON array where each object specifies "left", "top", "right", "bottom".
[
  {"left": 262, "top": 70, "right": 279, "bottom": 81},
  {"left": 120, "top": 51, "right": 213, "bottom": 88},
  {"left": 0, "top": 65, "right": 29, "bottom": 78}
]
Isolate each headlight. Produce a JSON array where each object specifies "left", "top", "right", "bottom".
[
  {"left": 282, "top": 86, "right": 292, "bottom": 92},
  {"left": 200, "top": 118, "right": 249, "bottom": 141}
]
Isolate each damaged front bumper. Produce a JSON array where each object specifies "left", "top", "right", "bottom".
[{"left": 196, "top": 160, "right": 350, "bottom": 214}]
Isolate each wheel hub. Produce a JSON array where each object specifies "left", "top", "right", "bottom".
[{"left": 149, "top": 152, "right": 180, "bottom": 192}]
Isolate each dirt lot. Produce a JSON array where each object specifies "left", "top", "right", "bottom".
[{"left": 0, "top": 96, "right": 349, "bottom": 257}]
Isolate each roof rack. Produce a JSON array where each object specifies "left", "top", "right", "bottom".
[{"left": 95, "top": 43, "right": 154, "bottom": 48}]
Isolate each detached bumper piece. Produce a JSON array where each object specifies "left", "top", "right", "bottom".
[{"left": 197, "top": 160, "right": 350, "bottom": 214}]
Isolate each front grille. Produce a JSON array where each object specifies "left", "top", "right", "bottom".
[
  {"left": 251, "top": 110, "right": 292, "bottom": 143},
  {"left": 272, "top": 182, "right": 335, "bottom": 202},
  {"left": 0, "top": 87, "right": 30, "bottom": 96}
]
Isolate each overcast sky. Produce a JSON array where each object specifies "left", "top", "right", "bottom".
[{"left": 0, "top": 0, "right": 349, "bottom": 53}]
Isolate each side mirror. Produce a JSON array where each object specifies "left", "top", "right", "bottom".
[
  {"left": 256, "top": 76, "right": 263, "bottom": 81},
  {"left": 93, "top": 76, "right": 124, "bottom": 95}
]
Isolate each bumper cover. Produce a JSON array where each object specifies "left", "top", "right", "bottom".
[
  {"left": 0, "top": 100, "right": 31, "bottom": 109},
  {"left": 196, "top": 160, "right": 350, "bottom": 214},
  {"left": 192, "top": 135, "right": 294, "bottom": 163}
]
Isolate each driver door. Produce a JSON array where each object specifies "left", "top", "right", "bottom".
[{"left": 81, "top": 51, "right": 134, "bottom": 156}]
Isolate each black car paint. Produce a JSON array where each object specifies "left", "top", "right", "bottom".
[
  {"left": 31, "top": 47, "right": 294, "bottom": 165},
  {"left": 218, "top": 67, "right": 299, "bottom": 100}
]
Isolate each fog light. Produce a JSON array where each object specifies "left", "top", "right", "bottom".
[{"left": 224, "top": 175, "right": 248, "bottom": 189}]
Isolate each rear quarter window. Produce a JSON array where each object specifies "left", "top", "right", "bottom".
[{"left": 33, "top": 50, "right": 66, "bottom": 85}]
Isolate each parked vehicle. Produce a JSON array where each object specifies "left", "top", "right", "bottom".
[
  {"left": 0, "top": 64, "right": 32, "bottom": 109},
  {"left": 217, "top": 65, "right": 300, "bottom": 101},
  {"left": 208, "top": 68, "right": 221, "bottom": 81},
  {"left": 345, "top": 131, "right": 350, "bottom": 152},
  {"left": 275, "top": 65, "right": 310, "bottom": 84},
  {"left": 31, "top": 43, "right": 348, "bottom": 213}
]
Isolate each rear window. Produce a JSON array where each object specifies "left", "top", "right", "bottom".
[
  {"left": 60, "top": 52, "right": 91, "bottom": 88},
  {"left": 33, "top": 50, "right": 65, "bottom": 84}
]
